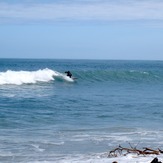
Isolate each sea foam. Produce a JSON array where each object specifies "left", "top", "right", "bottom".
[
  {"left": 0, "top": 68, "right": 73, "bottom": 85},
  {"left": 25, "top": 153, "right": 163, "bottom": 163}
]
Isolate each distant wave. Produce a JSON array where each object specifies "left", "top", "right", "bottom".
[{"left": 0, "top": 68, "right": 73, "bottom": 85}]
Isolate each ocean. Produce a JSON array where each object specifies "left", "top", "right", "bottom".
[{"left": 0, "top": 59, "right": 163, "bottom": 163}]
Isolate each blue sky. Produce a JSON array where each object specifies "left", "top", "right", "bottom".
[{"left": 0, "top": 0, "right": 163, "bottom": 60}]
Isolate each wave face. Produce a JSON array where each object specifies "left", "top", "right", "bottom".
[
  {"left": 0, "top": 68, "right": 73, "bottom": 85},
  {"left": 75, "top": 69, "right": 163, "bottom": 83}
]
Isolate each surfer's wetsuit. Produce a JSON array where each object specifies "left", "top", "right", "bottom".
[{"left": 65, "top": 71, "right": 72, "bottom": 78}]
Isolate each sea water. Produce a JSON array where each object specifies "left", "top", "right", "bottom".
[{"left": 0, "top": 59, "right": 163, "bottom": 163}]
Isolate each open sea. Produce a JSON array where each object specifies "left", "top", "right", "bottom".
[{"left": 0, "top": 59, "right": 163, "bottom": 163}]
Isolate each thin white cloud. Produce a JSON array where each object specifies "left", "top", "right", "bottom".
[{"left": 0, "top": 1, "right": 163, "bottom": 23}]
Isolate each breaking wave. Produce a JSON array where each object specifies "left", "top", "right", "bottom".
[
  {"left": 0, "top": 68, "right": 162, "bottom": 85},
  {"left": 0, "top": 68, "right": 73, "bottom": 85}
]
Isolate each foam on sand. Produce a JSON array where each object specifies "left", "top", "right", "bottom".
[{"left": 25, "top": 153, "right": 163, "bottom": 163}]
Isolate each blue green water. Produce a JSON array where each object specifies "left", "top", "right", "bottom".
[{"left": 0, "top": 59, "right": 163, "bottom": 162}]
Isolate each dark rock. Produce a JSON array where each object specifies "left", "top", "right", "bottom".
[{"left": 151, "top": 157, "right": 162, "bottom": 163}]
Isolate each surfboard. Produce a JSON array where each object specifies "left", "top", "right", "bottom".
[{"left": 72, "top": 77, "right": 78, "bottom": 80}]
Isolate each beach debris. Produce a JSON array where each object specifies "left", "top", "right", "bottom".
[
  {"left": 151, "top": 157, "right": 162, "bottom": 163},
  {"left": 108, "top": 144, "right": 163, "bottom": 158}
]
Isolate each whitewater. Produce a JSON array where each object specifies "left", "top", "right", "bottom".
[
  {"left": 0, "top": 68, "right": 74, "bottom": 85},
  {"left": 0, "top": 59, "right": 163, "bottom": 163}
]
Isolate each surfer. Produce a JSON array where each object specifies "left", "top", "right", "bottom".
[{"left": 65, "top": 71, "right": 72, "bottom": 78}]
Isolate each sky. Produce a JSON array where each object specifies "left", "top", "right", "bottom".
[{"left": 0, "top": 0, "right": 163, "bottom": 60}]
